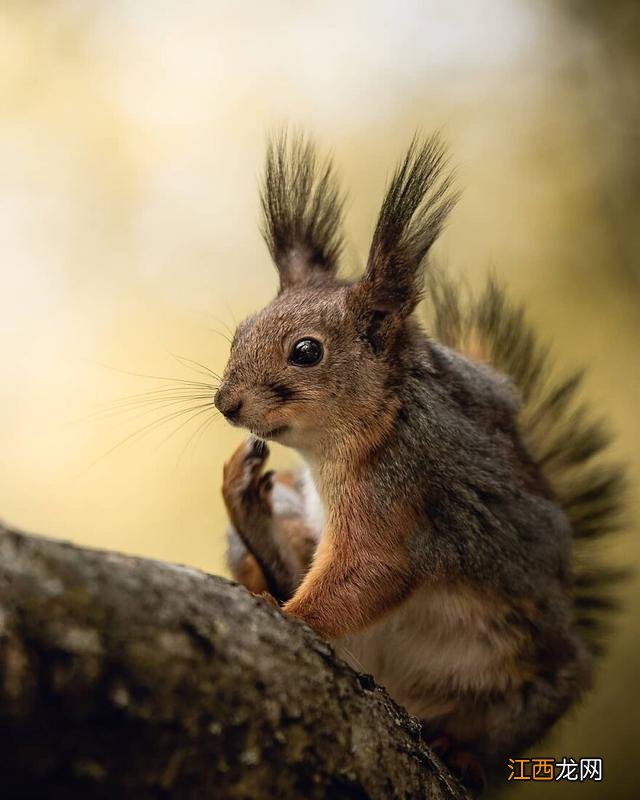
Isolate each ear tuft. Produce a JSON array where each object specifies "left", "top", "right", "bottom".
[
  {"left": 361, "top": 132, "right": 457, "bottom": 316},
  {"left": 260, "top": 131, "right": 345, "bottom": 291}
]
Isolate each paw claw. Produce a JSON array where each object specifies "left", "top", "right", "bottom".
[{"left": 248, "top": 436, "right": 269, "bottom": 461}]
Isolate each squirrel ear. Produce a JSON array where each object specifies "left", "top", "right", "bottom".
[
  {"left": 260, "top": 131, "right": 345, "bottom": 292},
  {"left": 357, "top": 133, "right": 456, "bottom": 317}
]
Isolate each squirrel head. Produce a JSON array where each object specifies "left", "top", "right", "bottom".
[{"left": 215, "top": 132, "right": 456, "bottom": 455}]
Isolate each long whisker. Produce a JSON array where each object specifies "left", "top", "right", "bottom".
[
  {"left": 89, "top": 395, "right": 215, "bottom": 424},
  {"left": 91, "top": 386, "right": 215, "bottom": 409},
  {"left": 177, "top": 411, "right": 221, "bottom": 466},
  {"left": 221, "top": 304, "right": 238, "bottom": 332},
  {"left": 176, "top": 414, "right": 222, "bottom": 466},
  {"left": 94, "top": 385, "right": 214, "bottom": 405},
  {"left": 90, "top": 402, "right": 217, "bottom": 466},
  {"left": 170, "top": 353, "right": 223, "bottom": 382},
  {"left": 155, "top": 404, "right": 217, "bottom": 451},
  {"left": 95, "top": 362, "right": 217, "bottom": 389},
  {"left": 82, "top": 388, "right": 216, "bottom": 422},
  {"left": 208, "top": 327, "right": 233, "bottom": 345}
]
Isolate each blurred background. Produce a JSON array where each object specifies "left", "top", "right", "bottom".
[{"left": 0, "top": 1, "right": 638, "bottom": 796}]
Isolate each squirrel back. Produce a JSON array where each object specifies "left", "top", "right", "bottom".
[{"left": 422, "top": 274, "right": 626, "bottom": 658}]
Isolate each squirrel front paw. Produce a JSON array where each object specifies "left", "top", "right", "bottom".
[{"left": 222, "top": 437, "right": 275, "bottom": 525}]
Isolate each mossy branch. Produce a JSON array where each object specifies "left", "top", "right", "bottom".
[{"left": 0, "top": 523, "right": 467, "bottom": 799}]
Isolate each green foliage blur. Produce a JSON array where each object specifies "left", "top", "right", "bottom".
[{"left": 0, "top": 2, "right": 637, "bottom": 797}]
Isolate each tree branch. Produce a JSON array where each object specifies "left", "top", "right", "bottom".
[{"left": 0, "top": 523, "right": 467, "bottom": 799}]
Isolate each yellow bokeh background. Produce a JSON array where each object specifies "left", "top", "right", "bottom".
[{"left": 0, "top": 2, "right": 638, "bottom": 797}]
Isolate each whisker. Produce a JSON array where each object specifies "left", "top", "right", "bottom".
[
  {"left": 95, "top": 385, "right": 214, "bottom": 405},
  {"left": 154, "top": 404, "right": 217, "bottom": 450},
  {"left": 91, "top": 386, "right": 215, "bottom": 409},
  {"left": 208, "top": 327, "right": 233, "bottom": 345},
  {"left": 177, "top": 406, "right": 221, "bottom": 464},
  {"left": 95, "top": 362, "right": 217, "bottom": 390},
  {"left": 177, "top": 411, "right": 221, "bottom": 466},
  {"left": 103, "top": 382, "right": 217, "bottom": 399},
  {"left": 88, "top": 395, "right": 215, "bottom": 424},
  {"left": 82, "top": 390, "right": 215, "bottom": 422},
  {"left": 170, "top": 353, "right": 223, "bottom": 382},
  {"left": 90, "top": 402, "right": 216, "bottom": 466},
  {"left": 84, "top": 360, "right": 226, "bottom": 468},
  {"left": 221, "top": 304, "right": 238, "bottom": 332}
]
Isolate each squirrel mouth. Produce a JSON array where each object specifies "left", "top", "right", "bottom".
[{"left": 255, "top": 424, "right": 288, "bottom": 440}]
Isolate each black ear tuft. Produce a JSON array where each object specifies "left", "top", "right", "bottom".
[
  {"left": 260, "top": 131, "right": 345, "bottom": 291},
  {"left": 361, "top": 132, "right": 457, "bottom": 316}
]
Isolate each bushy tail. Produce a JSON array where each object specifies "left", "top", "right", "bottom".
[{"left": 423, "top": 273, "right": 627, "bottom": 656}]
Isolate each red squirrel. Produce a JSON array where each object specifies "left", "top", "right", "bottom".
[{"left": 214, "top": 132, "right": 624, "bottom": 790}]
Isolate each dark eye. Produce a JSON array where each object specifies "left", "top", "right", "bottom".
[{"left": 289, "top": 338, "right": 323, "bottom": 367}]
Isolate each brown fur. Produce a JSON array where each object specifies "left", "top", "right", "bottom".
[
  {"left": 223, "top": 444, "right": 316, "bottom": 601},
  {"left": 233, "top": 552, "right": 267, "bottom": 595}
]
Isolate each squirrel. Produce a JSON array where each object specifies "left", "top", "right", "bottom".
[{"left": 214, "top": 132, "right": 625, "bottom": 791}]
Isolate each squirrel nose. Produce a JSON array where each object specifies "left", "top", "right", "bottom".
[
  {"left": 215, "top": 389, "right": 243, "bottom": 422},
  {"left": 223, "top": 399, "right": 243, "bottom": 421}
]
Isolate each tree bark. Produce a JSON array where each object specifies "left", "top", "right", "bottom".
[{"left": 0, "top": 522, "right": 467, "bottom": 799}]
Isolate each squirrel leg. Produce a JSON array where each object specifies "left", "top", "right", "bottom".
[
  {"left": 283, "top": 526, "right": 414, "bottom": 639},
  {"left": 225, "top": 526, "right": 270, "bottom": 595},
  {"left": 222, "top": 437, "right": 313, "bottom": 603}
]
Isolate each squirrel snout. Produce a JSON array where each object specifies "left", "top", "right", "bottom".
[{"left": 215, "top": 389, "right": 244, "bottom": 422}]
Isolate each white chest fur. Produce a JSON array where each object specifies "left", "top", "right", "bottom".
[{"left": 299, "top": 465, "right": 326, "bottom": 542}]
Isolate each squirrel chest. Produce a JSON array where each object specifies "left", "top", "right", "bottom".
[{"left": 301, "top": 467, "right": 531, "bottom": 721}]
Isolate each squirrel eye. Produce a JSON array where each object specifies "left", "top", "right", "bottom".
[{"left": 289, "top": 338, "right": 323, "bottom": 367}]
